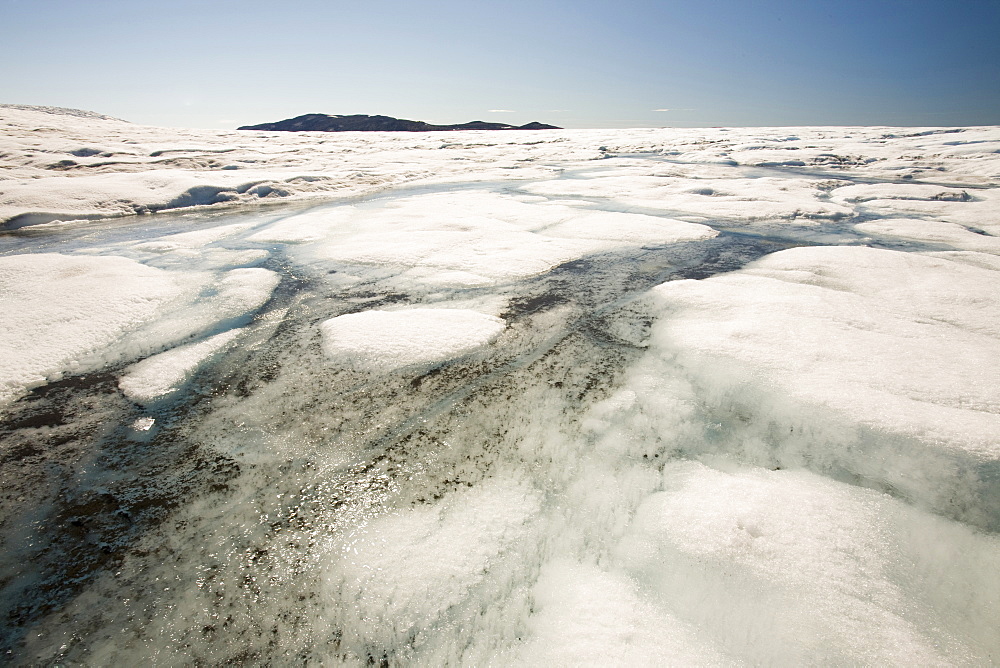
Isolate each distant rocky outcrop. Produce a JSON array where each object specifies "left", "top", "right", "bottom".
[{"left": 238, "top": 114, "right": 561, "bottom": 132}]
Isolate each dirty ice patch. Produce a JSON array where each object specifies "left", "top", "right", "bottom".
[
  {"left": 0, "top": 253, "right": 182, "bottom": 405},
  {"left": 118, "top": 328, "right": 243, "bottom": 403},
  {"left": 320, "top": 308, "right": 505, "bottom": 372},
  {"left": 615, "top": 461, "right": 1000, "bottom": 664},
  {"left": 647, "top": 246, "right": 1000, "bottom": 456}
]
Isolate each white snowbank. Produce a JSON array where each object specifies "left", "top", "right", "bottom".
[
  {"left": 615, "top": 461, "right": 1000, "bottom": 664},
  {"left": 0, "top": 253, "right": 182, "bottom": 405},
  {"left": 118, "top": 328, "right": 243, "bottom": 403},
  {"left": 647, "top": 246, "right": 1000, "bottom": 456},
  {"left": 856, "top": 218, "right": 1000, "bottom": 253},
  {"left": 320, "top": 308, "right": 506, "bottom": 371}
]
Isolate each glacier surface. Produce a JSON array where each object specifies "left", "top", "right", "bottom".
[{"left": 0, "top": 105, "right": 999, "bottom": 665}]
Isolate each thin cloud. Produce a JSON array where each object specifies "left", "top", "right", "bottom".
[
  {"left": 488, "top": 109, "right": 516, "bottom": 113},
  {"left": 653, "top": 108, "right": 696, "bottom": 112}
]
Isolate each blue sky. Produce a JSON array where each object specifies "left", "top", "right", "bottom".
[{"left": 3, "top": 0, "right": 998, "bottom": 128}]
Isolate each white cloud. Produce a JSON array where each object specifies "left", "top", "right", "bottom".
[{"left": 488, "top": 109, "right": 516, "bottom": 113}]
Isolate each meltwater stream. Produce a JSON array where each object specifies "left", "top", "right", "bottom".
[{"left": 1, "top": 176, "right": 999, "bottom": 665}]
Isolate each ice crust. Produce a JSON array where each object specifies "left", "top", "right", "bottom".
[
  {"left": 1, "top": 108, "right": 1000, "bottom": 665},
  {"left": 320, "top": 308, "right": 505, "bottom": 371},
  {"left": 0, "top": 250, "right": 277, "bottom": 408},
  {"left": 856, "top": 218, "right": 1000, "bottom": 253}
]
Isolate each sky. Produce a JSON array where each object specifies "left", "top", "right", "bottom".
[{"left": 2, "top": 0, "right": 999, "bottom": 129}]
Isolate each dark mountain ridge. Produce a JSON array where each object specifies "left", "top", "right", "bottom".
[{"left": 238, "top": 114, "right": 561, "bottom": 132}]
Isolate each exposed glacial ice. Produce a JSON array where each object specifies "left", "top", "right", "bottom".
[{"left": 0, "top": 105, "right": 999, "bottom": 665}]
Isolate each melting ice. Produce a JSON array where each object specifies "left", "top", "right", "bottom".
[{"left": 1, "top": 108, "right": 999, "bottom": 665}]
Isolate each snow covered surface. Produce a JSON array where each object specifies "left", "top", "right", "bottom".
[
  {"left": 0, "top": 253, "right": 184, "bottom": 404},
  {"left": 118, "top": 328, "right": 243, "bottom": 403},
  {"left": 321, "top": 308, "right": 505, "bottom": 371},
  {"left": 649, "top": 246, "right": 1000, "bottom": 455},
  {"left": 1, "top": 105, "right": 999, "bottom": 665}
]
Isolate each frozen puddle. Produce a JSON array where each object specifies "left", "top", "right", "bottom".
[{"left": 1, "top": 138, "right": 999, "bottom": 666}]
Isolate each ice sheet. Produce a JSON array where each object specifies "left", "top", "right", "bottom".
[
  {"left": 4, "top": 104, "right": 999, "bottom": 229},
  {"left": 2, "top": 106, "right": 1000, "bottom": 666}
]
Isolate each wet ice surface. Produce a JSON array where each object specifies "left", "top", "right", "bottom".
[{"left": 1, "top": 113, "right": 1000, "bottom": 665}]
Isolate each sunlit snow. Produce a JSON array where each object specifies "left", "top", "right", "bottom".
[{"left": 1, "top": 104, "right": 999, "bottom": 665}]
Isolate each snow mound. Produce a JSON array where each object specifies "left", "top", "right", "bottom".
[
  {"left": 0, "top": 253, "right": 182, "bottom": 405},
  {"left": 320, "top": 308, "right": 505, "bottom": 371},
  {"left": 649, "top": 246, "right": 1000, "bottom": 454},
  {"left": 617, "top": 461, "right": 1000, "bottom": 664},
  {"left": 118, "top": 328, "right": 243, "bottom": 403}
]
